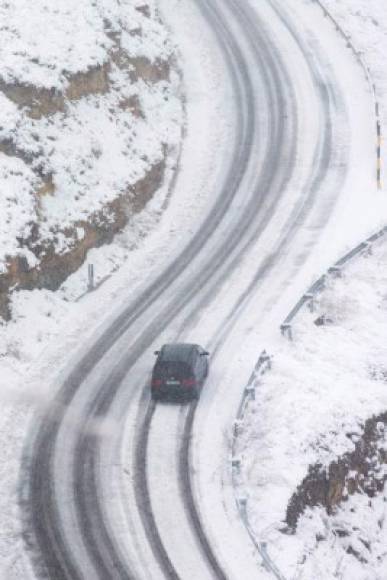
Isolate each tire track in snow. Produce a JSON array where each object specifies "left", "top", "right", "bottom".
[{"left": 20, "top": 0, "right": 346, "bottom": 578}]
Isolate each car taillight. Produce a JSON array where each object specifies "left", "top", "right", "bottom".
[
  {"left": 182, "top": 378, "right": 196, "bottom": 386},
  {"left": 152, "top": 379, "right": 162, "bottom": 387}
]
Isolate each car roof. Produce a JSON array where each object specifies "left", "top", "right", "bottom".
[{"left": 158, "top": 343, "right": 198, "bottom": 363}]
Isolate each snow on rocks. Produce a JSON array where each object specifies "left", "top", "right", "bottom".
[
  {"left": 0, "top": 0, "right": 183, "bottom": 312},
  {"left": 0, "top": 0, "right": 172, "bottom": 89},
  {"left": 295, "top": 490, "right": 387, "bottom": 579},
  {"left": 0, "top": 157, "right": 38, "bottom": 267},
  {"left": 0, "top": 2, "right": 183, "bottom": 569},
  {"left": 0, "top": 0, "right": 109, "bottom": 89}
]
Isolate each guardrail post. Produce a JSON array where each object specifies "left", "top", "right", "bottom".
[
  {"left": 260, "top": 350, "right": 272, "bottom": 370},
  {"left": 377, "top": 118, "right": 382, "bottom": 190},
  {"left": 363, "top": 241, "right": 373, "bottom": 256},
  {"left": 280, "top": 323, "right": 292, "bottom": 341},
  {"left": 88, "top": 263, "right": 95, "bottom": 291},
  {"left": 328, "top": 265, "right": 341, "bottom": 278},
  {"left": 238, "top": 497, "right": 247, "bottom": 521},
  {"left": 233, "top": 419, "right": 242, "bottom": 437},
  {"left": 232, "top": 457, "right": 241, "bottom": 473},
  {"left": 305, "top": 292, "right": 315, "bottom": 312},
  {"left": 245, "top": 385, "right": 255, "bottom": 401}
]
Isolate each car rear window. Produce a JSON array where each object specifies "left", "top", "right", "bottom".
[{"left": 155, "top": 361, "right": 190, "bottom": 379}]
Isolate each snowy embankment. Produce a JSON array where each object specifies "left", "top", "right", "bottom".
[
  {"left": 0, "top": 0, "right": 183, "bottom": 318},
  {"left": 235, "top": 2, "right": 387, "bottom": 577},
  {"left": 237, "top": 239, "right": 387, "bottom": 578}
]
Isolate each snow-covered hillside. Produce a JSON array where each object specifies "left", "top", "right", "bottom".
[
  {"left": 237, "top": 237, "right": 387, "bottom": 578},
  {"left": 0, "top": 0, "right": 182, "bottom": 317}
]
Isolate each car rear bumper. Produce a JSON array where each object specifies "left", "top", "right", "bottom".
[{"left": 151, "top": 384, "right": 198, "bottom": 400}]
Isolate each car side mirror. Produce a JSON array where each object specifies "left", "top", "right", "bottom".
[
  {"left": 200, "top": 351, "right": 209, "bottom": 356},
  {"left": 154, "top": 350, "right": 160, "bottom": 355}
]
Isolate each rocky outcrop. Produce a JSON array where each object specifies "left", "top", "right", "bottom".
[
  {"left": 286, "top": 412, "right": 387, "bottom": 531},
  {"left": 0, "top": 63, "right": 111, "bottom": 120},
  {"left": 0, "top": 4, "right": 180, "bottom": 319},
  {"left": 65, "top": 63, "right": 110, "bottom": 102},
  {"left": 0, "top": 81, "right": 66, "bottom": 119},
  {"left": 118, "top": 94, "right": 144, "bottom": 118},
  {"left": 129, "top": 56, "right": 170, "bottom": 83},
  {"left": 0, "top": 159, "right": 165, "bottom": 319}
]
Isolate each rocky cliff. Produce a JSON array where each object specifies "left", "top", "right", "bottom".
[{"left": 0, "top": 0, "right": 183, "bottom": 318}]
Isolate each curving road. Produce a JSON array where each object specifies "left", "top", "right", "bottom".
[{"left": 21, "top": 0, "right": 353, "bottom": 579}]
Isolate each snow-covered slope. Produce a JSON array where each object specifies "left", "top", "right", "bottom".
[
  {"left": 0, "top": 0, "right": 182, "bottom": 316},
  {"left": 237, "top": 238, "right": 387, "bottom": 578}
]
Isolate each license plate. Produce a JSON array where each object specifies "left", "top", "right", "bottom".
[{"left": 166, "top": 380, "right": 180, "bottom": 385}]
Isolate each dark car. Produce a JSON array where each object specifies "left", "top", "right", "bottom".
[{"left": 151, "top": 343, "right": 209, "bottom": 401}]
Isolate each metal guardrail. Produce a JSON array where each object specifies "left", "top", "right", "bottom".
[
  {"left": 314, "top": 0, "right": 383, "bottom": 190},
  {"left": 280, "top": 225, "right": 387, "bottom": 338},
  {"left": 231, "top": 352, "right": 287, "bottom": 580}
]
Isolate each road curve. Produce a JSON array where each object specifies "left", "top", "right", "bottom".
[{"left": 21, "top": 0, "right": 348, "bottom": 579}]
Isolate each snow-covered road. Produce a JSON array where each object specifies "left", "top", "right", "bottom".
[{"left": 20, "top": 0, "right": 377, "bottom": 578}]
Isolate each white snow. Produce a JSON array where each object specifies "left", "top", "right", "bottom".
[
  {"left": 0, "top": 156, "right": 38, "bottom": 267},
  {"left": 0, "top": 0, "right": 182, "bottom": 262},
  {"left": 295, "top": 491, "right": 387, "bottom": 579},
  {"left": 236, "top": 219, "right": 387, "bottom": 576},
  {"left": 322, "top": 0, "right": 387, "bottom": 180},
  {"left": 0, "top": 0, "right": 172, "bottom": 89}
]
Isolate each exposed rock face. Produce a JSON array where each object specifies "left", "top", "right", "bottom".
[
  {"left": 0, "top": 159, "right": 165, "bottom": 319},
  {"left": 286, "top": 412, "right": 387, "bottom": 531},
  {"left": 129, "top": 56, "right": 170, "bottom": 83},
  {"left": 136, "top": 4, "right": 151, "bottom": 18},
  {"left": 65, "top": 63, "right": 111, "bottom": 102},
  {"left": 118, "top": 94, "right": 144, "bottom": 118},
  {"left": 0, "top": 81, "right": 66, "bottom": 118},
  {"left": 0, "top": 55, "right": 110, "bottom": 120},
  {"left": 0, "top": 3, "right": 181, "bottom": 319}
]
